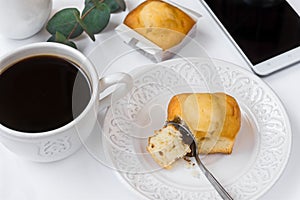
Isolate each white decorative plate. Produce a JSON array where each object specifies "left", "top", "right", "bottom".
[{"left": 101, "top": 58, "right": 291, "bottom": 200}]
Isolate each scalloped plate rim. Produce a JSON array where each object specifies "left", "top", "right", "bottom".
[{"left": 102, "top": 57, "right": 292, "bottom": 200}]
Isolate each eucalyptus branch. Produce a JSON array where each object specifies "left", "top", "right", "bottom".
[
  {"left": 46, "top": 0, "right": 126, "bottom": 49},
  {"left": 82, "top": 0, "right": 104, "bottom": 19},
  {"left": 67, "top": 11, "right": 81, "bottom": 40}
]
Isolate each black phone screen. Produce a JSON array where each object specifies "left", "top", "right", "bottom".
[{"left": 203, "top": 0, "right": 300, "bottom": 65}]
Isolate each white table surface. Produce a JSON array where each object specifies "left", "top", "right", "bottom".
[{"left": 0, "top": 0, "right": 299, "bottom": 199}]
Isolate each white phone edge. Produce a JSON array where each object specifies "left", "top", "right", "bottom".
[{"left": 200, "top": 0, "right": 300, "bottom": 76}]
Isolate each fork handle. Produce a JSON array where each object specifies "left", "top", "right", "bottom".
[{"left": 195, "top": 156, "right": 233, "bottom": 200}]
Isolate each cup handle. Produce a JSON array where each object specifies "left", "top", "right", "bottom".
[{"left": 98, "top": 72, "right": 133, "bottom": 111}]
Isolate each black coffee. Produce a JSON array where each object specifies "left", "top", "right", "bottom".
[{"left": 0, "top": 55, "right": 91, "bottom": 133}]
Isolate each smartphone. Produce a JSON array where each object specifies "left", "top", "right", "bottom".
[{"left": 201, "top": 0, "right": 300, "bottom": 76}]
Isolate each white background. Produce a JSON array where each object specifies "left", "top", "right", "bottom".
[{"left": 0, "top": 0, "right": 299, "bottom": 199}]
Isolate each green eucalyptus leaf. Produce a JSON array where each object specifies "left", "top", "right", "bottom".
[
  {"left": 74, "top": 13, "right": 96, "bottom": 41},
  {"left": 85, "top": 0, "right": 91, "bottom": 5},
  {"left": 47, "top": 32, "right": 77, "bottom": 49},
  {"left": 47, "top": 35, "right": 56, "bottom": 42},
  {"left": 103, "top": 0, "right": 120, "bottom": 13},
  {"left": 46, "top": 8, "right": 83, "bottom": 39},
  {"left": 114, "top": 0, "right": 126, "bottom": 11},
  {"left": 85, "top": 0, "right": 102, "bottom": 6},
  {"left": 82, "top": 3, "right": 110, "bottom": 35}
]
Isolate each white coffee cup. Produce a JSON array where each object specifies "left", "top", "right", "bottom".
[
  {"left": 0, "top": 0, "right": 52, "bottom": 39},
  {"left": 0, "top": 42, "right": 133, "bottom": 162}
]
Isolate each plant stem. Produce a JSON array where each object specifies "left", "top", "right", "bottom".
[
  {"left": 67, "top": 0, "right": 104, "bottom": 40},
  {"left": 82, "top": 0, "right": 104, "bottom": 19},
  {"left": 67, "top": 10, "right": 80, "bottom": 40}
]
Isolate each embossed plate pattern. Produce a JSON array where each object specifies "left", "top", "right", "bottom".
[{"left": 102, "top": 58, "right": 291, "bottom": 200}]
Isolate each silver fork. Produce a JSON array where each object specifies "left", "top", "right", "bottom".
[{"left": 166, "top": 121, "right": 234, "bottom": 200}]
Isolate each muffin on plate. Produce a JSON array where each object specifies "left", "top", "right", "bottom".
[{"left": 147, "top": 93, "right": 241, "bottom": 168}]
